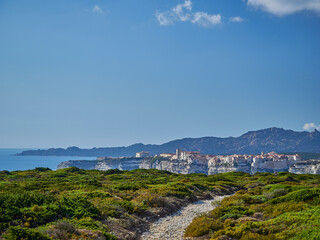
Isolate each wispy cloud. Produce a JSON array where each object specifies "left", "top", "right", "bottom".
[
  {"left": 155, "top": 0, "right": 222, "bottom": 27},
  {"left": 303, "top": 122, "right": 320, "bottom": 131},
  {"left": 155, "top": 0, "right": 192, "bottom": 26},
  {"left": 247, "top": 0, "right": 320, "bottom": 16},
  {"left": 172, "top": 0, "right": 192, "bottom": 22},
  {"left": 92, "top": 5, "right": 104, "bottom": 14},
  {"left": 229, "top": 16, "right": 245, "bottom": 22},
  {"left": 155, "top": 12, "right": 174, "bottom": 26},
  {"left": 192, "top": 12, "right": 222, "bottom": 26}
]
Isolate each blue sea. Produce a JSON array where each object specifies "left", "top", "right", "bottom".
[{"left": 0, "top": 148, "right": 96, "bottom": 171}]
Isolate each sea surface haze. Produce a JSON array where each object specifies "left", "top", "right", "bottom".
[{"left": 0, "top": 148, "right": 96, "bottom": 171}]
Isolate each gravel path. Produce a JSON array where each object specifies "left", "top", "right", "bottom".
[{"left": 140, "top": 195, "right": 227, "bottom": 240}]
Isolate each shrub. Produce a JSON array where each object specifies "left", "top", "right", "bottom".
[
  {"left": 4, "top": 226, "right": 51, "bottom": 240},
  {"left": 104, "top": 169, "right": 122, "bottom": 175},
  {"left": 45, "top": 220, "right": 81, "bottom": 240},
  {"left": 264, "top": 188, "right": 288, "bottom": 200},
  {"left": 100, "top": 204, "right": 124, "bottom": 218},
  {"left": 220, "top": 213, "right": 244, "bottom": 220},
  {"left": 218, "top": 205, "right": 253, "bottom": 219},
  {"left": 0, "top": 222, "right": 9, "bottom": 233},
  {"left": 116, "top": 200, "right": 136, "bottom": 213},
  {"left": 0, "top": 192, "right": 53, "bottom": 209},
  {"left": 250, "top": 195, "right": 267, "bottom": 203},
  {"left": 155, "top": 183, "right": 193, "bottom": 198},
  {"left": 58, "top": 196, "right": 100, "bottom": 218},
  {"left": 113, "top": 182, "right": 147, "bottom": 191},
  {"left": 0, "top": 170, "right": 11, "bottom": 175},
  {"left": 261, "top": 202, "right": 306, "bottom": 218},
  {"left": 83, "top": 191, "right": 112, "bottom": 199},
  {"left": 133, "top": 192, "right": 167, "bottom": 208},
  {"left": 54, "top": 221, "right": 76, "bottom": 233},
  {"left": 269, "top": 188, "right": 320, "bottom": 203},
  {"left": 61, "top": 167, "right": 83, "bottom": 173},
  {"left": 34, "top": 167, "right": 52, "bottom": 172},
  {"left": 22, "top": 204, "right": 60, "bottom": 226},
  {"left": 185, "top": 217, "right": 222, "bottom": 237},
  {"left": 291, "top": 227, "right": 320, "bottom": 240}
]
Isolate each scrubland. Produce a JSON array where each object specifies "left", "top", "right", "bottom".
[{"left": 0, "top": 167, "right": 319, "bottom": 239}]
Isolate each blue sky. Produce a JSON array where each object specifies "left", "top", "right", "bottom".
[{"left": 0, "top": 0, "right": 320, "bottom": 148}]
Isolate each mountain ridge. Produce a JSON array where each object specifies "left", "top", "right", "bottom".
[{"left": 17, "top": 127, "right": 320, "bottom": 157}]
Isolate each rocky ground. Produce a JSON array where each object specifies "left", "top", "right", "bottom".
[{"left": 140, "top": 195, "right": 227, "bottom": 240}]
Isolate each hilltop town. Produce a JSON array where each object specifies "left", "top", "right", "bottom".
[
  {"left": 139, "top": 149, "right": 304, "bottom": 174},
  {"left": 58, "top": 149, "right": 320, "bottom": 174}
]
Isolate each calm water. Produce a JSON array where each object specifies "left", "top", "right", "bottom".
[{"left": 0, "top": 149, "right": 96, "bottom": 171}]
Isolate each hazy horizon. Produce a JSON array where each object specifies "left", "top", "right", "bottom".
[{"left": 1, "top": 127, "right": 318, "bottom": 149}]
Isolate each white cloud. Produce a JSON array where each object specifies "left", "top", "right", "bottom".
[
  {"left": 155, "top": 0, "right": 222, "bottom": 27},
  {"left": 229, "top": 16, "right": 245, "bottom": 22},
  {"left": 303, "top": 122, "right": 320, "bottom": 131},
  {"left": 172, "top": 0, "right": 192, "bottom": 21},
  {"left": 247, "top": 0, "right": 320, "bottom": 16},
  {"left": 92, "top": 5, "right": 104, "bottom": 14},
  {"left": 155, "top": 12, "right": 174, "bottom": 26},
  {"left": 192, "top": 12, "right": 222, "bottom": 27},
  {"left": 155, "top": 0, "right": 193, "bottom": 26}
]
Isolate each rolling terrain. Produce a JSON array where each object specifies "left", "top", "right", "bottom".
[{"left": 18, "top": 128, "right": 320, "bottom": 157}]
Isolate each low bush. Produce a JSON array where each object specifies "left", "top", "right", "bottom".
[
  {"left": 264, "top": 188, "right": 288, "bottom": 200},
  {"left": 186, "top": 173, "right": 320, "bottom": 239},
  {"left": 4, "top": 226, "right": 51, "bottom": 240},
  {"left": 185, "top": 217, "right": 222, "bottom": 237},
  {"left": 133, "top": 191, "right": 167, "bottom": 208},
  {"left": 269, "top": 188, "right": 320, "bottom": 203},
  {"left": 1, "top": 168, "right": 319, "bottom": 239}
]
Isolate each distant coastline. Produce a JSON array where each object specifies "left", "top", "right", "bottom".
[
  {"left": 17, "top": 127, "right": 320, "bottom": 157},
  {"left": 0, "top": 148, "right": 95, "bottom": 171}
]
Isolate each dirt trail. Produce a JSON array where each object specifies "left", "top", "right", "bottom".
[{"left": 140, "top": 195, "right": 227, "bottom": 240}]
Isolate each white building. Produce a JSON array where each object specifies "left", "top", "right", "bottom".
[{"left": 136, "top": 151, "right": 150, "bottom": 158}]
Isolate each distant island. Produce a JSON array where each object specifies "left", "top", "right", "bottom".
[{"left": 18, "top": 127, "right": 320, "bottom": 157}]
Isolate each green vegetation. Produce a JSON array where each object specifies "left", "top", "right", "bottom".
[
  {"left": 185, "top": 172, "right": 320, "bottom": 240},
  {"left": 1, "top": 168, "right": 319, "bottom": 239},
  {"left": 0, "top": 167, "right": 238, "bottom": 239}
]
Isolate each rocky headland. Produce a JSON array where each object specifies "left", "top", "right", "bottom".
[{"left": 57, "top": 157, "right": 142, "bottom": 171}]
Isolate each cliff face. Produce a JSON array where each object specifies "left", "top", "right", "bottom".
[
  {"left": 57, "top": 156, "right": 320, "bottom": 175},
  {"left": 289, "top": 160, "right": 320, "bottom": 174},
  {"left": 139, "top": 156, "right": 300, "bottom": 175},
  {"left": 140, "top": 158, "right": 208, "bottom": 174},
  {"left": 57, "top": 160, "right": 97, "bottom": 170},
  {"left": 57, "top": 157, "right": 143, "bottom": 171},
  {"left": 208, "top": 163, "right": 251, "bottom": 175}
]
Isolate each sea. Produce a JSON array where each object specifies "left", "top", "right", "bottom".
[{"left": 0, "top": 148, "right": 96, "bottom": 171}]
